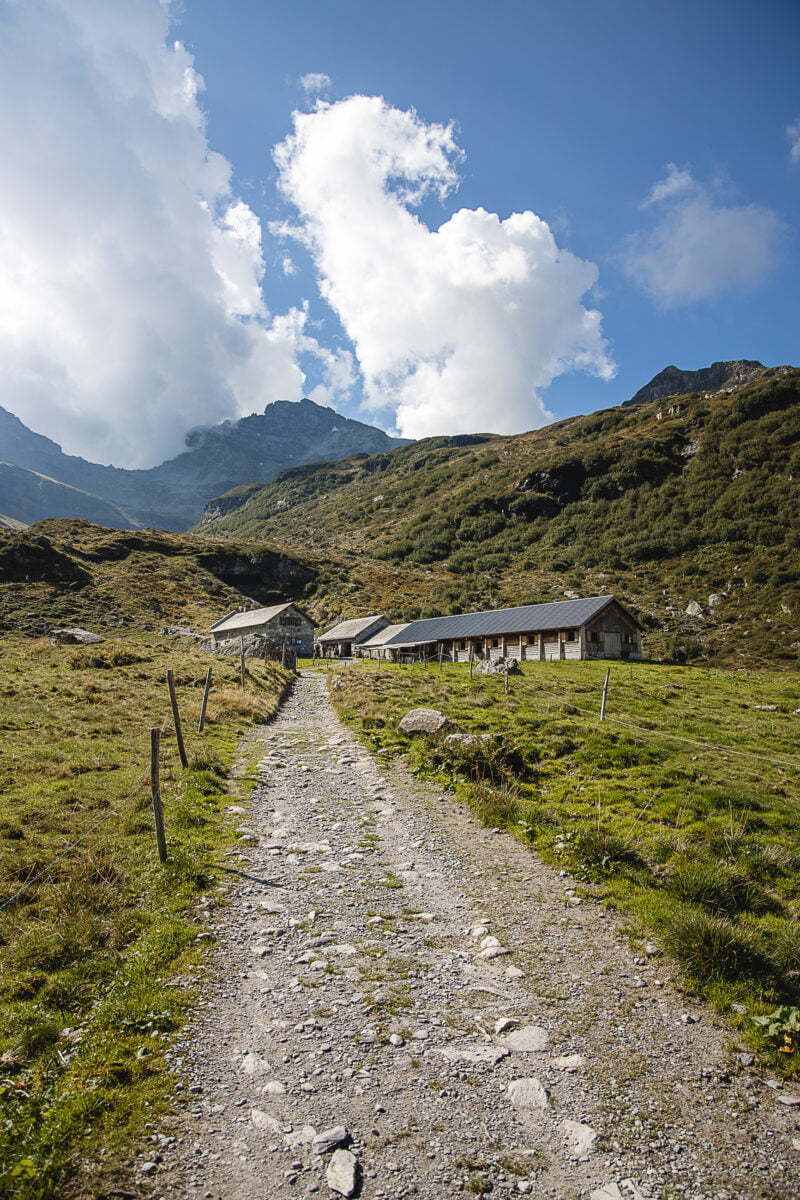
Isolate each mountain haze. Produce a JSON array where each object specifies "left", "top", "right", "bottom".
[{"left": 0, "top": 399, "right": 409, "bottom": 531}]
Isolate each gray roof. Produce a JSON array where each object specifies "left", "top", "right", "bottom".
[
  {"left": 382, "top": 596, "right": 634, "bottom": 646},
  {"left": 318, "top": 614, "right": 388, "bottom": 643},
  {"left": 210, "top": 603, "right": 295, "bottom": 634},
  {"left": 359, "top": 622, "right": 410, "bottom": 648}
]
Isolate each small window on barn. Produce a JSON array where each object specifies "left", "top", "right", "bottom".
[
  {"left": 459, "top": 640, "right": 466, "bottom": 650},
  {"left": 565, "top": 629, "right": 577, "bottom": 641},
  {"left": 492, "top": 638, "right": 500, "bottom": 648},
  {"left": 590, "top": 631, "right": 600, "bottom": 643}
]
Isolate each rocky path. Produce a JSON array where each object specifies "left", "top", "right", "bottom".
[{"left": 152, "top": 672, "right": 799, "bottom": 1200}]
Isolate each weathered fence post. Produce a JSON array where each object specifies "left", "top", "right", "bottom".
[
  {"left": 469, "top": 644, "right": 474, "bottom": 680},
  {"left": 281, "top": 641, "right": 287, "bottom": 667},
  {"left": 504, "top": 667, "right": 509, "bottom": 696},
  {"left": 166, "top": 669, "right": 189, "bottom": 768},
  {"left": 600, "top": 668, "right": 611, "bottom": 721},
  {"left": 149, "top": 727, "right": 168, "bottom": 863},
  {"left": 198, "top": 667, "right": 212, "bottom": 733},
  {"left": 240, "top": 638, "right": 246, "bottom": 691}
]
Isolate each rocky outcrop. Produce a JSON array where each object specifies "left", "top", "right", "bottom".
[
  {"left": 475, "top": 657, "right": 522, "bottom": 676},
  {"left": 49, "top": 628, "right": 103, "bottom": 645},
  {"left": 623, "top": 360, "right": 787, "bottom": 407}
]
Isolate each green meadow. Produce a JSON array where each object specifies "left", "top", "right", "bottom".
[
  {"left": 0, "top": 634, "right": 291, "bottom": 1200},
  {"left": 329, "top": 657, "right": 800, "bottom": 1073}
]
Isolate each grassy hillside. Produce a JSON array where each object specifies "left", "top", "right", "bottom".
[
  {"left": 0, "top": 519, "right": 318, "bottom": 637},
  {"left": 201, "top": 372, "right": 800, "bottom": 664},
  {"left": 0, "top": 633, "right": 292, "bottom": 1198},
  {"left": 329, "top": 658, "right": 800, "bottom": 1072}
]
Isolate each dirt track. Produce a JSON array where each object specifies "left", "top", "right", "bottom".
[{"left": 151, "top": 672, "right": 799, "bottom": 1200}]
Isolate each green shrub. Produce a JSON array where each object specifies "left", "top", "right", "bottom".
[
  {"left": 668, "top": 859, "right": 778, "bottom": 916},
  {"left": 659, "top": 905, "right": 770, "bottom": 983}
]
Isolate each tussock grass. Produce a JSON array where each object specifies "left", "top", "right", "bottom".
[
  {"left": 0, "top": 633, "right": 291, "bottom": 1199},
  {"left": 329, "top": 656, "right": 800, "bottom": 1073}
]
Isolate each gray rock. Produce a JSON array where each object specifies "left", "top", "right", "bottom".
[
  {"left": 251, "top": 1108, "right": 283, "bottom": 1134},
  {"left": 475, "top": 656, "right": 521, "bottom": 676},
  {"left": 49, "top": 627, "right": 103, "bottom": 645},
  {"left": 685, "top": 600, "right": 704, "bottom": 618},
  {"left": 398, "top": 707, "right": 453, "bottom": 734},
  {"left": 508, "top": 1076, "right": 550, "bottom": 1111},
  {"left": 708, "top": 593, "right": 726, "bottom": 607},
  {"left": 436, "top": 1044, "right": 510, "bottom": 1065},
  {"left": 312, "top": 1125, "right": 349, "bottom": 1154},
  {"left": 499, "top": 1025, "right": 549, "bottom": 1052},
  {"left": 562, "top": 1118, "right": 597, "bottom": 1157},
  {"left": 326, "top": 1148, "right": 359, "bottom": 1197}
]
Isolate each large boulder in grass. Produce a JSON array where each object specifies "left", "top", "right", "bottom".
[
  {"left": 49, "top": 628, "right": 104, "bottom": 645},
  {"left": 398, "top": 707, "right": 454, "bottom": 735},
  {"left": 475, "top": 656, "right": 522, "bottom": 676}
]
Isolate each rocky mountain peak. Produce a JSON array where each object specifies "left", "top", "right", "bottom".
[{"left": 623, "top": 360, "right": 787, "bottom": 407}]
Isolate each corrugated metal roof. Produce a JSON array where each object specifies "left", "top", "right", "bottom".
[
  {"left": 382, "top": 596, "right": 630, "bottom": 646},
  {"left": 359, "top": 622, "right": 410, "bottom": 648},
  {"left": 210, "top": 603, "right": 294, "bottom": 633},
  {"left": 318, "top": 614, "right": 388, "bottom": 643}
]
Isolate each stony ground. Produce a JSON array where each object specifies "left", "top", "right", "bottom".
[{"left": 151, "top": 672, "right": 800, "bottom": 1200}]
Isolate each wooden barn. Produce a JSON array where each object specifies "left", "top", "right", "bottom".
[
  {"left": 317, "top": 614, "right": 390, "bottom": 659},
  {"left": 209, "top": 602, "right": 315, "bottom": 656},
  {"left": 358, "top": 596, "right": 641, "bottom": 663}
]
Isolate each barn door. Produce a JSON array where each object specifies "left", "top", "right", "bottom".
[{"left": 605, "top": 631, "right": 621, "bottom": 658}]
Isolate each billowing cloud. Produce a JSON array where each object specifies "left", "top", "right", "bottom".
[
  {"left": 0, "top": 0, "right": 334, "bottom": 467},
  {"left": 624, "top": 166, "right": 782, "bottom": 307},
  {"left": 273, "top": 95, "right": 614, "bottom": 439},
  {"left": 299, "top": 72, "right": 331, "bottom": 95},
  {"left": 788, "top": 119, "right": 800, "bottom": 164}
]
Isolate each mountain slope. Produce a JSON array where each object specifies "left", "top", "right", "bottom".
[
  {"left": 0, "top": 399, "right": 408, "bottom": 530},
  {"left": 199, "top": 371, "right": 800, "bottom": 664},
  {"left": 0, "top": 520, "right": 317, "bottom": 635}
]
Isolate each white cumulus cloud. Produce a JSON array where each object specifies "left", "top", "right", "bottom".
[
  {"left": 273, "top": 95, "right": 614, "bottom": 439},
  {"left": 624, "top": 165, "right": 782, "bottom": 307},
  {"left": 0, "top": 0, "right": 328, "bottom": 467}
]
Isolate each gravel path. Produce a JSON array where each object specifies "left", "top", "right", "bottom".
[{"left": 151, "top": 672, "right": 799, "bottom": 1200}]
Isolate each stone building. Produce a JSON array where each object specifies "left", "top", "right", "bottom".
[
  {"left": 317, "top": 614, "right": 389, "bottom": 658},
  {"left": 209, "top": 602, "right": 315, "bottom": 656},
  {"left": 358, "top": 596, "right": 641, "bottom": 663}
]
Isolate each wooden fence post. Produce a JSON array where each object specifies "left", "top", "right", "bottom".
[
  {"left": 198, "top": 667, "right": 212, "bottom": 733},
  {"left": 166, "top": 669, "right": 189, "bottom": 768},
  {"left": 469, "top": 644, "right": 474, "bottom": 680},
  {"left": 149, "top": 728, "right": 168, "bottom": 863},
  {"left": 281, "top": 641, "right": 287, "bottom": 667},
  {"left": 240, "top": 638, "right": 246, "bottom": 691},
  {"left": 600, "top": 668, "right": 611, "bottom": 721},
  {"left": 504, "top": 668, "right": 509, "bottom": 696}
]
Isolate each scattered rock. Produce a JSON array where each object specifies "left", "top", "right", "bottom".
[
  {"left": 436, "top": 1045, "right": 509, "bottom": 1065},
  {"left": 263, "top": 1080, "right": 287, "bottom": 1095},
  {"left": 398, "top": 707, "right": 454, "bottom": 734},
  {"left": 507, "top": 1076, "right": 550, "bottom": 1111},
  {"left": 494, "top": 1017, "right": 517, "bottom": 1034},
  {"left": 311, "top": 1125, "right": 349, "bottom": 1154},
  {"left": 562, "top": 1118, "right": 597, "bottom": 1156},
  {"left": 505, "top": 965, "right": 524, "bottom": 980},
  {"left": 551, "top": 1054, "right": 584, "bottom": 1071},
  {"left": 240, "top": 1051, "right": 268, "bottom": 1075},
  {"left": 685, "top": 601, "right": 704, "bottom": 618},
  {"left": 499, "top": 1025, "right": 549, "bottom": 1052},
  {"left": 326, "top": 1148, "right": 359, "bottom": 1197},
  {"left": 707, "top": 594, "right": 726, "bottom": 607},
  {"left": 250, "top": 1108, "right": 282, "bottom": 1134}
]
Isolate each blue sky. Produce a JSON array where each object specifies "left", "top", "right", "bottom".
[
  {"left": 1, "top": 0, "right": 797, "bottom": 465},
  {"left": 181, "top": 0, "right": 799, "bottom": 422}
]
